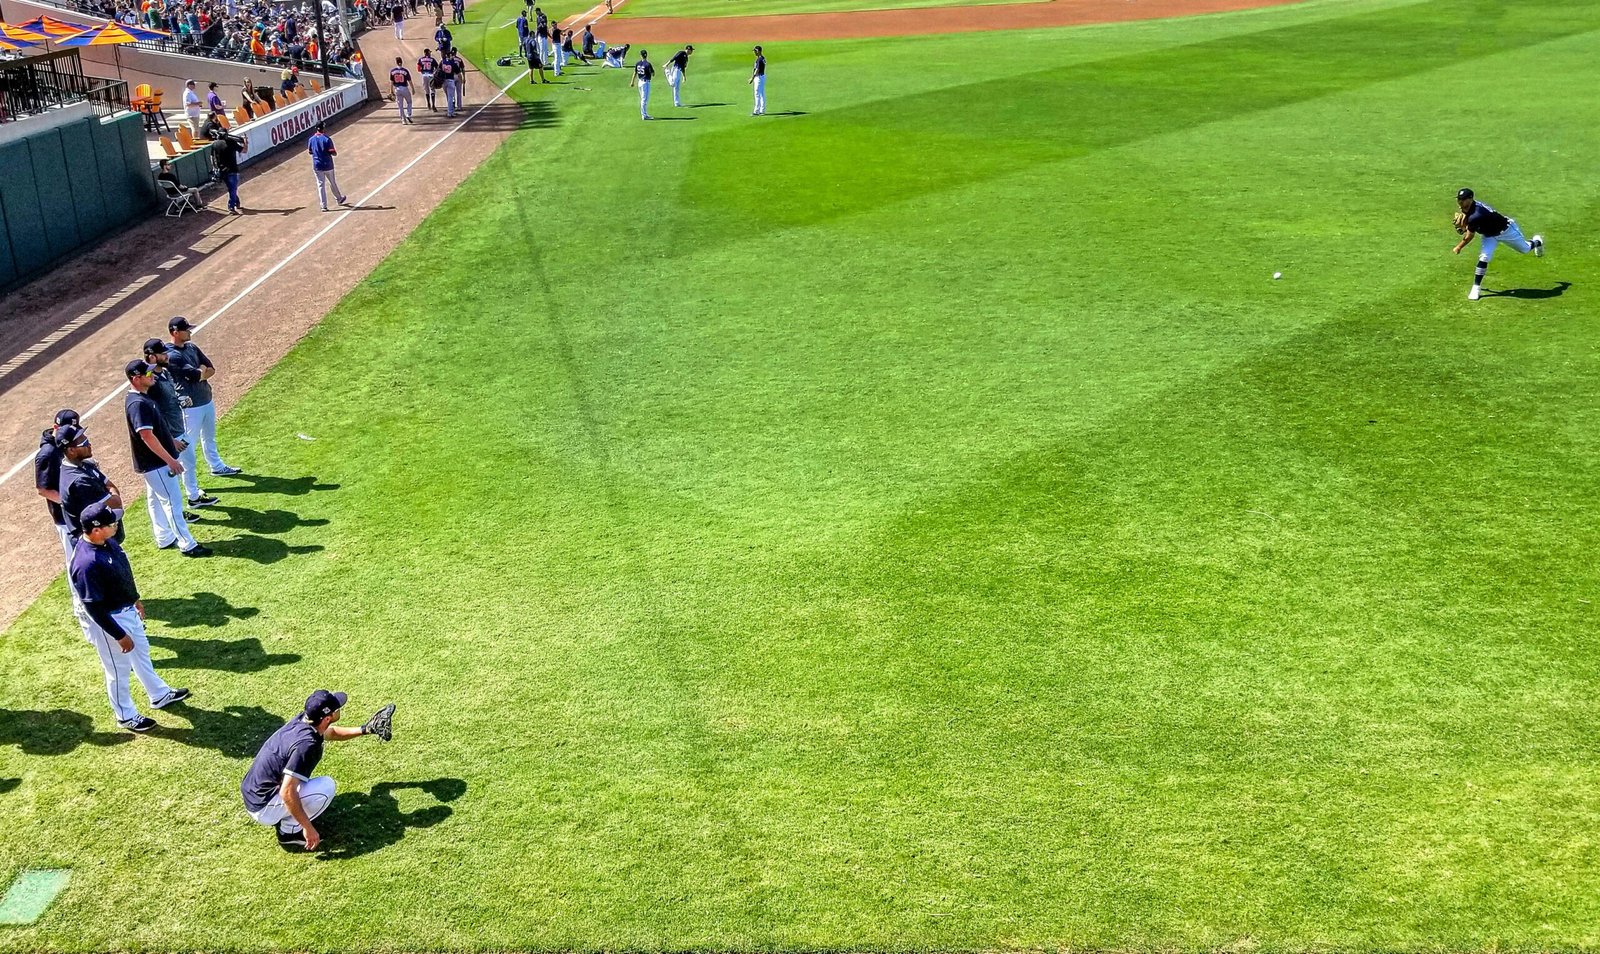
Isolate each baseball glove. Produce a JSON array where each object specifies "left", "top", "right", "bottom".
[
  {"left": 363, "top": 703, "right": 395, "bottom": 742},
  {"left": 1453, "top": 211, "right": 1469, "bottom": 234}
]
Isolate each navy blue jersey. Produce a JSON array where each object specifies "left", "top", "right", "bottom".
[
  {"left": 753, "top": 54, "right": 765, "bottom": 76},
  {"left": 1465, "top": 201, "right": 1509, "bottom": 238},
  {"left": 167, "top": 341, "right": 215, "bottom": 407},
  {"left": 59, "top": 461, "right": 114, "bottom": 537},
  {"left": 635, "top": 60, "right": 654, "bottom": 82},
  {"left": 241, "top": 718, "right": 325, "bottom": 811},
  {"left": 390, "top": 66, "right": 412, "bottom": 86},
  {"left": 70, "top": 537, "right": 138, "bottom": 639},
  {"left": 35, "top": 432, "right": 65, "bottom": 526},
  {"left": 669, "top": 50, "right": 689, "bottom": 73},
  {"left": 125, "top": 391, "right": 178, "bottom": 474}
]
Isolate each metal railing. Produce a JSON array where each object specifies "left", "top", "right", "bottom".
[{"left": 0, "top": 49, "right": 129, "bottom": 123}]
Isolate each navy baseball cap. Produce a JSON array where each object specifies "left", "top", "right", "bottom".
[
  {"left": 55, "top": 408, "right": 80, "bottom": 427},
  {"left": 304, "top": 689, "right": 347, "bottom": 721},
  {"left": 168, "top": 316, "right": 194, "bottom": 331},
  {"left": 125, "top": 359, "right": 153, "bottom": 379},
  {"left": 1456, "top": 188, "right": 1473, "bottom": 200},
  {"left": 54, "top": 424, "right": 88, "bottom": 450},
  {"left": 142, "top": 337, "right": 168, "bottom": 356},
  {"left": 80, "top": 502, "right": 118, "bottom": 530}
]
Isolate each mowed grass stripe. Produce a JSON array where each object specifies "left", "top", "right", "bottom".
[{"left": 3, "top": 0, "right": 1600, "bottom": 950}]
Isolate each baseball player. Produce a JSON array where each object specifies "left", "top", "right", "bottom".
[
  {"left": 418, "top": 49, "right": 439, "bottom": 111},
  {"left": 35, "top": 409, "right": 79, "bottom": 560},
  {"left": 521, "top": 29, "right": 547, "bottom": 83},
  {"left": 749, "top": 45, "right": 766, "bottom": 116},
  {"left": 241, "top": 690, "right": 393, "bottom": 850},
  {"left": 307, "top": 123, "right": 348, "bottom": 212},
  {"left": 666, "top": 45, "right": 692, "bottom": 108},
  {"left": 125, "top": 359, "right": 210, "bottom": 557},
  {"left": 439, "top": 52, "right": 462, "bottom": 117},
  {"left": 143, "top": 338, "right": 214, "bottom": 512},
  {"left": 69, "top": 502, "right": 191, "bottom": 732},
  {"left": 390, "top": 57, "right": 415, "bottom": 124},
  {"left": 550, "top": 21, "right": 566, "bottom": 76},
  {"left": 166, "top": 318, "right": 240, "bottom": 481},
  {"left": 631, "top": 50, "right": 654, "bottom": 121},
  {"left": 1452, "top": 187, "right": 1545, "bottom": 301}
]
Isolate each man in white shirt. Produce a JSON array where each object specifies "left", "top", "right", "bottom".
[{"left": 183, "top": 79, "right": 204, "bottom": 136}]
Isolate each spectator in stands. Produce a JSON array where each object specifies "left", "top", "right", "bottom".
[
  {"left": 280, "top": 64, "right": 299, "bottom": 96},
  {"left": 183, "top": 79, "right": 204, "bottom": 135},
  {"left": 240, "top": 81, "right": 262, "bottom": 118},
  {"left": 155, "top": 159, "right": 203, "bottom": 206},
  {"left": 206, "top": 81, "right": 227, "bottom": 122}
]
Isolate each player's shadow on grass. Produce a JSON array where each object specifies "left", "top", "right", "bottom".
[
  {"left": 687, "top": 102, "right": 728, "bottom": 108},
  {"left": 317, "top": 778, "right": 468, "bottom": 860},
  {"left": 212, "top": 474, "right": 340, "bottom": 496},
  {"left": 147, "top": 634, "right": 301, "bottom": 674},
  {"left": 0, "top": 708, "right": 131, "bottom": 756},
  {"left": 210, "top": 535, "right": 325, "bottom": 565},
  {"left": 763, "top": 110, "right": 806, "bottom": 117},
  {"left": 649, "top": 116, "right": 697, "bottom": 121},
  {"left": 1483, "top": 281, "right": 1571, "bottom": 300},
  {"left": 155, "top": 704, "right": 282, "bottom": 759},
  {"left": 141, "top": 591, "right": 260, "bottom": 628},
  {"left": 0, "top": 777, "right": 19, "bottom": 795},
  {"left": 209, "top": 505, "right": 330, "bottom": 535}
]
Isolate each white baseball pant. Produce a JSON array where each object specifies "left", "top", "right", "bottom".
[
  {"left": 85, "top": 606, "right": 175, "bottom": 723},
  {"left": 248, "top": 775, "right": 337, "bottom": 832},
  {"left": 638, "top": 80, "right": 650, "bottom": 118},
  {"left": 314, "top": 168, "right": 345, "bottom": 210},
  {"left": 141, "top": 465, "right": 198, "bottom": 551},
  {"left": 753, "top": 74, "right": 766, "bottom": 114},
  {"left": 1480, "top": 219, "right": 1532, "bottom": 262}
]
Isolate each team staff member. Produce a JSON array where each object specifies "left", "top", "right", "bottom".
[
  {"left": 144, "top": 338, "right": 216, "bottom": 511},
  {"left": 1452, "top": 187, "right": 1545, "bottom": 301},
  {"left": 521, "top": 30, "right": 547, "bottom": 84},
  {"left": 307, "top": 122, "right": 349, "bottom": 212},
  {"left": 125, "top": 360, "right": 210, "bottom": 558},
  {"left": 35, "top": 409, "right": 79, "bottom": 560},
  {"left": 666, "top": 45, "right": 692, "bottom": 108},
  {"left": 69, "top": 503, "right": 191, "bottom": 732},
  {"left": 749, "top": 45, "right": 767, "bottom": 116},
  {"left": 390, "top": 57, "right": 415, "bottom": 124},
  {"left": 208, "top": 124, "right": 247, "bottom": 214},
  {"left": 418, "top": 49, "right": 440, "bottom": 110},
  {"left": 631, "top": 50, "right": 654, "bottom": 121},
  {"left": 241, "top": 691, "right": 393, "bottom": 850},
  {"left": 167, "top": 318, "right": 240, "bottom": 481}
]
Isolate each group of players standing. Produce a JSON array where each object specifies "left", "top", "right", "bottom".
[{"left": 31, "top": 319, "right": 393, "bottom": 853}]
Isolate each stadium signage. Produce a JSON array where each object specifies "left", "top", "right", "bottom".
[{"left": 239, "top": 86, "right": 363, "bottom": 167}]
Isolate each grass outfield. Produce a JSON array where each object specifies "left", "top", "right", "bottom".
[
  {"left": 610, "top": 0, "right": 1046, "bottom": 20},
  {"left": 6, "top": 0, "right": 1600, "bottom": 949}
]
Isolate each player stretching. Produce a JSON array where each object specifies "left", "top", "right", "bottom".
[{"left": 1452, "top": 187, "right": 1544, "bottom": 301}]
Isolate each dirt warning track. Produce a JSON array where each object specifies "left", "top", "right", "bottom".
[{"left": 603, "top": 0, "right": 1305, "bottom": 43}]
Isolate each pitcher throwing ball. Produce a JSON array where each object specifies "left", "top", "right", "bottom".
[
  {"left": 241, "top": 690, "right": 394, "bottom": 851},
  {"left": 1452, "top": 187, "right": 1544, "bottom": 301}
]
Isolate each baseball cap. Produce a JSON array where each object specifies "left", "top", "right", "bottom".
[
  {"left": 54, "top": 408, "right": 80, "bottom": 427},
  {"left": 1456, "top": 188, "right": 1473, "bottom": 200},
  {"left": 304, "top": 689, "right": 347, "bottom": 721},
  {"left": 125, "top": 359, "right": 153, "bottom": 378},
  {"left": 80, "top": 502, "right": 118, "bottom": 530},
  {"left": 142, "top": 337, "right": 168, "bottom": 356},
  {"left": 54, "top": 424, "right": 88, "bottom": 450},
  {"left": 168, "top": 316, "right": 194, "bottom": 332}
]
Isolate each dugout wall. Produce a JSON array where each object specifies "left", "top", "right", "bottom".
[{"left": 0, "top": 110, "right": 155, "bottom": 291}]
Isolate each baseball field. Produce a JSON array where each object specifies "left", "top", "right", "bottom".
[{"left": 4, "top": 0, "right": 1600, "bottom": 949}]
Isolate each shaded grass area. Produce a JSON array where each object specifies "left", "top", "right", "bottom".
[{"left": 4, "top": 0, "right": 1600, "bottom": 949}]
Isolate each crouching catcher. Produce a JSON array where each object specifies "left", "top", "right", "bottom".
[{"left": 241, "top": 690, "right": 394, "bottom": 850}]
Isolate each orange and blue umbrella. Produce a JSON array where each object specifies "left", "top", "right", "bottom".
[
  {"left": 14, "top": 15, "right": 92, "bottom": 38},
  {"left": 0, "top": 36, "right": 43, "bottom": 51},
  {"left": 56, "top": 21, "right": 170, "bottom": 45},
  {"left": 0, "top": 21, "right": 48, "bottom": 44}
]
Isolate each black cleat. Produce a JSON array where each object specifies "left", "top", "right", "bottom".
[
  {"left": 188, "top": 494, "right": 220, "bottom": 507},
  {"left": 276, "top": 825, "right": 307, "bottom": 850},
  {"left": 119, "top": 716, "right": 157, "bottom": 733},
  {"left": 180, "top": 544, "right": 212, "bottom": 558},
  {"left": 152, "top": 688, "right": 191, "bottom": 709}
]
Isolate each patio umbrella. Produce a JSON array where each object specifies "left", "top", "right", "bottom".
[
  {"left": 0, "top": 35, "right": 43, "bottom": 51},
  {"left": 13, "top": 15, "right": 90, "bottom": 38},
  {"left": 0, "top": 21, "right": 49, "bottom": 43},
  {"left": 55, "top": 21, "right": 170, "bottom": 81}
]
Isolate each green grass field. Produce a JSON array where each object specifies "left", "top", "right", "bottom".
[
  {"left": 611, "top": 0, "right": 1045, "bottom": 20},
  {"left": 5, "top": 0, "right": 1600, "bottom": 949}
]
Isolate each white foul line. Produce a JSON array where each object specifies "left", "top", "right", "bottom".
[{"left": 0, "top": 67, "right": 532, "bottom": 489}]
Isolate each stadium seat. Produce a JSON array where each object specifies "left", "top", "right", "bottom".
[
  {"left": 309, "top": 79, "right": 322, "bottom": 93},
  {"left": 175, "top": 125, "right": 197, "bottom": 150},
  {"left": 234, "top": 107, "right": 249, "bottom": 125},
  {"left": 160, "top": 136, "right": 180, "bottom": 157}
]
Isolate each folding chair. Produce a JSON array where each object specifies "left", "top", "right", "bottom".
[{"left": 159, "top": 179, "right": 203, "bottom": 217}]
